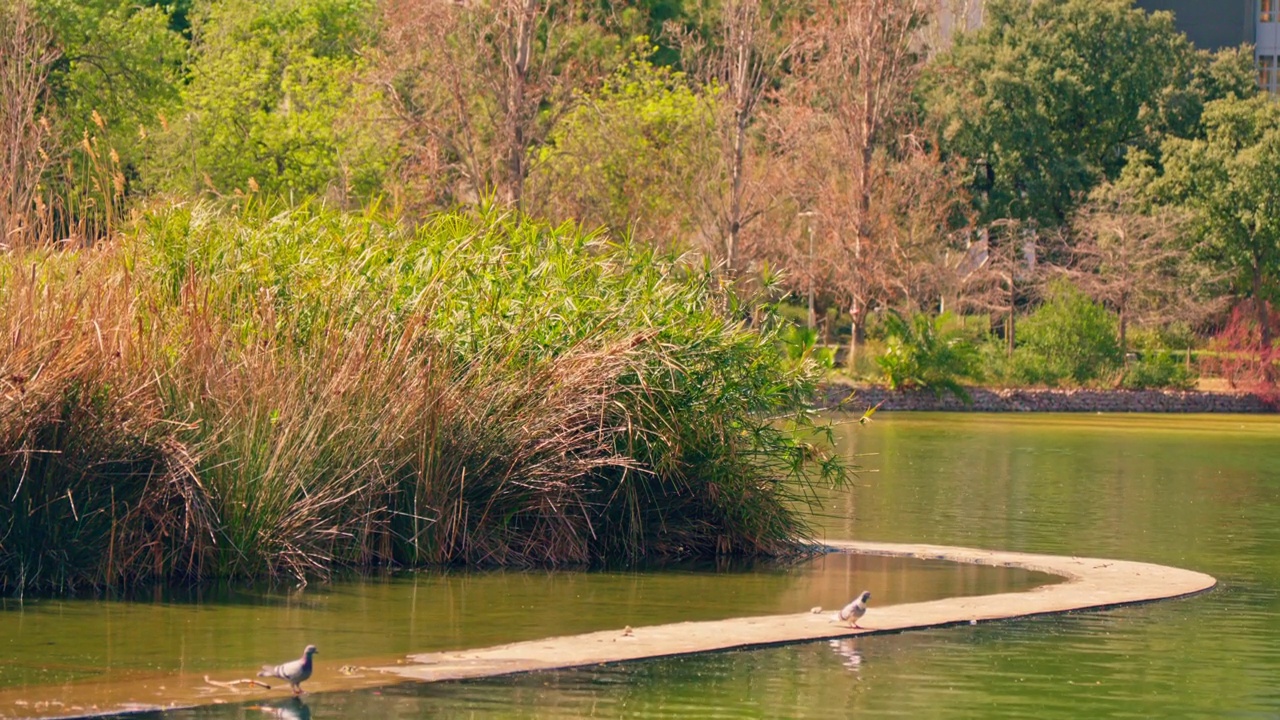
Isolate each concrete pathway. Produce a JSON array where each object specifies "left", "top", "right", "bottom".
[{"left": 377, "top": 540, "right": 1216, "bottom": 683}]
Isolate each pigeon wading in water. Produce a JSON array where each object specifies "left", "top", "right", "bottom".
[
  {"left": 834, "top": 590, "right": 871, "bottom": 628},
  {"left": 259, "top": 645, "right": 318, "bottom": 695}
]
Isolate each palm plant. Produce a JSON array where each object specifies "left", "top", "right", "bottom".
[{"left": 876, "top": 310, "right": 980, "bottom": 401}]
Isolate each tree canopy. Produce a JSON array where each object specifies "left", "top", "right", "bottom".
[
  {"left": 145, "top": 0, "right": 394, "bottom": 202},
  {"left": 1150, "top": 95, "right": 1280, "bottom": 346},
  {"left": 926, "top": 0, "right": 1198, "bottom": 226},
  {"left": 530, "top": 54, "right": 717, "bottom": 245}
]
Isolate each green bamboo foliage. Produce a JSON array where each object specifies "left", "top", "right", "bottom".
[{"left": 0, "top": 203, "right": 846, "bottom": 593}]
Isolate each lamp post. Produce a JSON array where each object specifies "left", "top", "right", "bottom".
[{"left": 798, "top": 211, "right": 818, "bottom": 329}]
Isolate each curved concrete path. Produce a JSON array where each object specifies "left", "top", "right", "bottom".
[
  {"left": 14, "top": 541, "right": 1215, "bottom": 718},
  {"left": 377, "top": 540, "right": 1216, "bottom": 683}
]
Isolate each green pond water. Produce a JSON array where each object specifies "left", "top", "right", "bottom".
[
  {"left": 6, "top": 411, "right": 1280, "bottom": 718},
  {"left": 0, "top": 554, "right": 1039, "bottom": 690}
]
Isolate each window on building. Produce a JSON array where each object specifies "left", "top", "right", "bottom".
[
  {"left": 1264, "top": 0, "right": 1276, "bottom": 23},
  {"left": 1261, "top": 56, "right": 1278, "bottom": 94}
]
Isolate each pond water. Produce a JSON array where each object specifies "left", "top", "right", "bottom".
[
  {"left": 7, "top": 411, "right": 1280, "bottom": 718},
  {"left": 0, "top": 535, "right": 1046, "bottom": 715},
  {"left": 0, "top": 554, "right": 1046, "bottom": 689}
]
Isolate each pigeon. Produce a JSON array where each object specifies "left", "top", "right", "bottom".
[
  {"left": 833, "top": 590, "right": 871, "bottom": 628},
  {"left": 258, "top": 645, "right": 318, "bottom": 695}
]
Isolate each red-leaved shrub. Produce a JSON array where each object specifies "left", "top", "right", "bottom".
[{"left": 1202, "top": 303, "right": 1280, "bottom": 406}]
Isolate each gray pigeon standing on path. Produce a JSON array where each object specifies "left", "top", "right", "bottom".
[
  {"left": 258, "top": 645, "right": 318, "bottom": 695},
  {"left": 834, "top": 590, "right": 871, "bottom": 628}
]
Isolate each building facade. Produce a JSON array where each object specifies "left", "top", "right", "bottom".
[
  {"left": 1133, "top": 0, "right": 1254, "bottom": 52},
  {"left": 945, "top": 1, "right": 1276, "bottom": 93},
  {"left": 1248, "top": 0, "right": 1280, "bottom": 92}
]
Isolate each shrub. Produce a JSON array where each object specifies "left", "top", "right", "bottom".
[
  {"left": 976, "top": 337, "right": 1015, "bottom": 386},
  {"left": 1129, "top": 324, "right": 1197, "bottom": 356},
  {"left": 875, "top": 310, "right": 980, "bottom": 400},
  {"left": 1014, "top": 279, "right": 1121, "bottom": 386},
  {"left": 1120, "top": 350, "right": 1196, "bottom": 390},
  {"left": 1201, "top": 303, "right": 1280, "bottom": 392}
]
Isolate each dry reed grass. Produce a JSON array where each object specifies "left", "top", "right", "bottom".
[{"left": 0, "top": 202, "right": 847, "bottom": 594}]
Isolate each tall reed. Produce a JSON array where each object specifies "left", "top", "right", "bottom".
[{"left": 0, "top": 201, "right": 847, "bottom": 593}]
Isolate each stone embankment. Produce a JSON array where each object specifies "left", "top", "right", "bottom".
[{"left": 818, "top": 384, "right": 1276, "bottom": 413}]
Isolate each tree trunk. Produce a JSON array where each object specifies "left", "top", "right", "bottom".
[
  {"left": 1254, "top": 259, "right": 1272, "bottom": 349},
  {"left": 1251, "top": 257, "right": 1276, "bottom": 384},
  {"left": 504, "top": 0, "right": 538, "bottom": 210},
  {"left": 1118, "top": 304, "right": 1128, "bottom": 358},
  {"left": 847, "top": 301, "right": 860, "bottom": 371},
  {"left": 806, "top": 222, "right": 816, "bottom": 329},
  {"left": 1006, "top": 311, "right": 1015, "bottom": 359},
  {"left": 1006, "top": 272, "right": 1016, "bottom": 359},
  {"left": 857, "top": 90, "right": 874, "bottom": 265},
  {"left": 727, "top": 111, "right": 746, "bottom": 274}
]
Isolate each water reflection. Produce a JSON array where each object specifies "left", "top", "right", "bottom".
[
  {"left": 248, "top": 698, "right": 311, "bottom": 720},
  {"left": 827, "top": 638, "right": 863, "bottom": 673}
]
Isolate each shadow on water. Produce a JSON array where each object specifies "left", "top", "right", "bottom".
[
  {"left": 0, "top": 582, "right": 309, "bottom": 612},
  {"left": 0, "top": 551, "right": 829, "bottom": 611}
]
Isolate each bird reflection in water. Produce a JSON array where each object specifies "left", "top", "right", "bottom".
[
  {"left": 250, "top": 697, "right": 311, "bottom": 720},
  {"left": 828, "top": 638, "right": 864, "bottom": 672}
]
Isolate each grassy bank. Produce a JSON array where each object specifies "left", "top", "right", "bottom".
[{"left": 0, "top": 202, "right": 846, "bottom": 594}]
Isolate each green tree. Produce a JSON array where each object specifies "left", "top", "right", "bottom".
[
  {"left": 528, "top": 54, "right": 717, "bottom": 244},
  {"left": 925, "top": 0, "right": 1198, "bottom": 226},
  {"left": 34, "top": 0, "right": 184, "bottom": 210},
  {"left": 1150, "top": 95, "right": 1280, "bottom": 348},
  {"left": 36, "top": 0, "right": 184, "bottom": 148},
  {"left": 147, "top": 0, "right": 394, "bottom": 203},
  {"left": 1155, "top": 44, "right": 1258, "bottom": 144}
]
